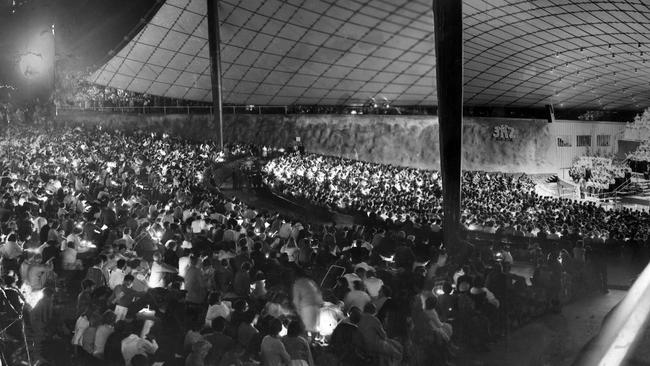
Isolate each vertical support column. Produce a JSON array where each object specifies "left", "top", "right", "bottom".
[
  {"left": 207, "top": 0, "right": 224, "bottom": 150},
  {"left": 432, "top": 0, "right": 463, "bottom": 254}
]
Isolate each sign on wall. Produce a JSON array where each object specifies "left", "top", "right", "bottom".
[{"left": 492, "top": 124, "right": 516, "bottom": 141}]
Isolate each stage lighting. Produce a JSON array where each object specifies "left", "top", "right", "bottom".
[{"left": 17, "top": 52, "right": 45, "bottom": 79}]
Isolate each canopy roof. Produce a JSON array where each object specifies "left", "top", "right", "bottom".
[{"left": 88, "top": 0, "right": 650, "bottom": 109}]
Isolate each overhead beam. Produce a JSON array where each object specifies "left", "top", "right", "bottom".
[
  {"left": 207, "top": 0, "right": 224, "bottom": 150},
  {"left": 432, "top": 0, "right": 463, "bottom": 255}
]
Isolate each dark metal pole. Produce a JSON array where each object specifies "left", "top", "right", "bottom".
[
  {"left": 207, "top": 0, "right": 224, "bottom": 150},
  {"left": 432, "top": 0, "right": 463, "bottom": 255}
]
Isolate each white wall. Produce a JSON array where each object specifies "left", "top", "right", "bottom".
[{"left": 548, "top": 120, "right": 625, "bottom": 174}]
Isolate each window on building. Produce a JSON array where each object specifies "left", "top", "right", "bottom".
[
  {"left": 576, "top": 135, "right": 591, "bottom": 147},
  {"left": 597, "top": 135, "right": 610, "bottom": 147},
  {"left": 557, "top": 136, "right": 572, "bottom": 147}
]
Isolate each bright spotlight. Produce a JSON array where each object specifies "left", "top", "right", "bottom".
[{"left": 18, "top": 52, "right": 45, "bottom": 79}]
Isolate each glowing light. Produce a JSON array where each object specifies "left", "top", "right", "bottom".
[
  {"left": 18, "top": 52, "right": 45, "bottom": 79},
  {"left": 317, "top": 307, "right": 341, "bottom": 337},
  {"left": 380, "top": 254, "right": 395, "bottom": 263},
  {"left": 21, "top": 284, "right": 43, "bottom": 308},
  {"left": 81, "top": 240, "right": 96, "bottom": 249}
]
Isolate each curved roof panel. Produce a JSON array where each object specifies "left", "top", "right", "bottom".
[{"left": 88, "top": 0, "right": 650, "bottom": 109}]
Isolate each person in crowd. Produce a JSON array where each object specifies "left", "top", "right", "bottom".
[
  {"left": 94, "top": 310, "right": 117, "bottom": 360},
  {"left": 77, "top": 278, "right": 95, "bottom": 317},
  {"left": 205, "top": 316, "right": 235, "bottom": 364},
  {"left": 260, "top": 317, "right": 291, "bottom": 366},
  {"left": 363, "top": 269, "right": 383, "bottom": 299},
  {"left": 85, "top": 256, "right": 108, "bottom": 288},
  {"left": 61, "top": 241, "right": 83, "bottom": 271},
  {"left": 185, "top": 255, "right": 207, "bottom": 316},
  {"left": 185, "top": 339, "right": 212, "bottom": 366},
  {"left": 112, "top": 274, "right": 145, "bottom": 321},
  {"left": 233, "top": 261, "right": 252, "bottom": 297},
  {"left": 358, "top": 303, "right": 403, "bottom": 366},
  {"left": 424, "top": 296, "right": 453, "bottom": 342},
  {"left": 344, "top": 280, "right": 371, "bottom": 312},
  {"left": 81, "top": 312, "right": 102, "bottom": 356},
  {"left": 1, "top": 234, "right": 23, "bottom": 261},
  {"left": 292, "top": 277, "right": 323, "bottom": 334},
  {"left": 282, "top": 320, "right": 314, "bottom": 366},
  {"left": 148, "top": 251, "right": 177, "bottom": 289},
  {"left": 237, "top": 310, "right": 259, "bottom": 353},
  {"left": 121, "top": 321, "right": 159, "bottom": 366},
  {"left": 30, "top": 287, "right": 56, "bottom": 362},
  {"left": 436, "top": 282, "right": 456, "bottom": 322},
  {"left": 205, "top": 291, "right": 231, "bottom": 326},
  {"left": 330, "top": 307, "right": 368, "bottom": 366},
  {"left": 108, "top": 259, "right": 128, "bottom": 290}
]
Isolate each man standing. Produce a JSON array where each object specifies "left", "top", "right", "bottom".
[
  {"left": 30, "top": 287, "right": 56, "bottom": 363},
  {"left": 185, "top": 255, "right": 207, "bottom": 321},
  {"left": 112, "top": 275, "right": 145, "bottom": 321}
]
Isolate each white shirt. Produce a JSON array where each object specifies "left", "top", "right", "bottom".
[
  {"left": 33, "top": 216, "right": 48, "bottom": 232},
  {"left": 122, "top": 234, "right": 135, "bottom": 250},
  {"left": 344, "top": 290, "right": 371, "bottom": 312},
  {"left": 191, "top": 219, "right": 206, "bottom": 234},
  {"left": 108, "top": 268, "right": 126, "bottom": 290},
  {"left": 343, "top": 273, "right": 361, "bottom": 291},
  {"left": 178, "top": 256, "right": 191, "bottom": 278},
  {"left": 62, "top": 247, "right": 78, "bottom": 266},
  {"left": 280, "top": 245, "right": 299, "bottom": 262},
  {"left": 121, "top": 334, "right": 158, "bottom": 366},
  {"left": 211, "top": 212, "right": 227, "bottom": 224},
  {"left": 0, "top": 241, "right": 23, "bottom": 260},
  {"left": 205, "top": 302, "right": 232, "bottom": 326},
  {"left": 72, "top": 315, "right": 89, "bottom": 346},
  {"left": 364, "top": 277, "right": 384, "bottom": 298},
  {"left": 148, "top": 261, "right": 176, "bottom": 289},
  {"left": 278, "top": 222, "right": 292, "bottom": 239},
  {"left": 65, "top": 233, "right": 82, "bottom": 251},
  {"left": 94, "top": 324, "right": 114, "bottom": 357},
  {"left": 182, "top": 209, "right": 195, "bottom": 222}
]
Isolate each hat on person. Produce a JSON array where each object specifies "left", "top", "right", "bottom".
[{"left": 354, "top": 262, "right": 374, "bottom": 272}]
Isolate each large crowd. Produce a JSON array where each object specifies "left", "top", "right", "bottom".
[
  {"left": 568, "top": 156, "right": 630, "bottom": 192},
  {"left": 263, "top": 153, "right": 650, "bottom": 246},
  {"left": 0, "top": 124, "right": 621, "bottom": 366}
]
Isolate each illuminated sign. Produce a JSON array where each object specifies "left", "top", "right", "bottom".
[{"left": 493, "top": 124, "right": 516, "bottom": 141}]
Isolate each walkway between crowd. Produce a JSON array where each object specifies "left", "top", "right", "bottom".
[
  {"left": 216, "top": 160, "right": 349, "bottom": 228},
  {"left": 456, "top": 290, "right": 625, "bottom": 366}
]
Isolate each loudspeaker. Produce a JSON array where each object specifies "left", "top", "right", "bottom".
[{"left": 545, "top": 104, "right": 555, "bottom": 123}]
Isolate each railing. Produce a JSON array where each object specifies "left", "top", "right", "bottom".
[
  {"left": 54, "top": 104, "right": 439, "bottom": 116},
  {"left": 582, "top": 176, "right": 635, "bottom": 201},
  {"left": 55, "top": 105, "right": 290, "bottom": 115},
  {"left": 611, "top": 178, "right": 634, "bottom": 195}
]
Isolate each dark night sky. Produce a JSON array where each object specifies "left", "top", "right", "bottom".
[{"left": 0, "top": 0, "right": 158, "bottom": 99}]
